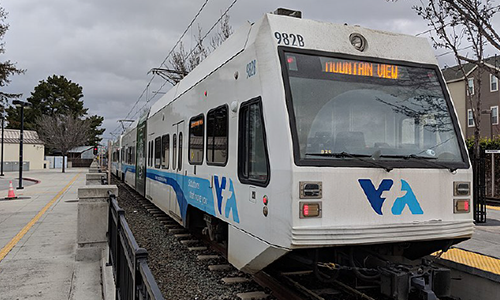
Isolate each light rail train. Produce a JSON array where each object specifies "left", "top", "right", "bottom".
[{"left": 111, "top": 9, "right": 474, "bottom": 299}]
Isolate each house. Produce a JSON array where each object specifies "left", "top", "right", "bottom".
[
  {"left": 443, "top": 56, "right": 500, "bottom": 139},
  {"left": 0, "top": 129, "right": 45, "bottom": 170}
]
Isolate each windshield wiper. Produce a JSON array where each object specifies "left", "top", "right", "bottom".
[
  {"left": 379, "top": 154, "right": 457, "bottom": 172},
  {"left": 306, "top": 152, "right": 393, "bottom": 172}
]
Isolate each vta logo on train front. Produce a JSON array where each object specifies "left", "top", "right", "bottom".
[
  {"left": 358, "top": 179, "right": 423, "bottom": 215},
  {"left": 213, "top": 176, "right": 240, "bottom": 223}
]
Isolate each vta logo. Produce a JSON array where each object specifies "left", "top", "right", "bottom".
[
  {"left": 214, "top": 176, "right": 240, "bottom": 223},
  {"left": 358, "top": 179, "right": 423, "bottom": 215}
]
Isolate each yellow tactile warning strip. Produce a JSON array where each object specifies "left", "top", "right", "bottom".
[
  {"left": 487, "top": 205, "right": 500, "bottom": 211},
  {"left": 436, "top": 248, "right": 500, "bottom": 275},
  {"left": 0, "top": 172, "right": 81, "bottom": 262}
]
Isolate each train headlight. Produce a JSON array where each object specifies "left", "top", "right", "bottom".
[
  {"left": 454, "top": 199, "right": 470, "bottom": 213},
  {"left": 453, "top": 182, "right": 470, "bottom": 196},
  {"left": 299, "top": 202, "right": 322, "bottom": 218},
  {"left": 299, "top": 181, "right": 322, "bottom": 199}
]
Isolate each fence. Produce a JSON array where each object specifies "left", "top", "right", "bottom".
[
  {"left": 107, "top": 192, "right": 164, "bottom": 300},
  {"left": 470, "top": 147, "right": 487, "bottom": 223},
  {"left": 70, "top": 158, "right": 93, "bottom": 167}
]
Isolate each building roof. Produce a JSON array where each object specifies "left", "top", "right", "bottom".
[
  {"left": 1, "top": 129, "right": 44, "bottom": 144},
  {"left": 68, "top": 146, "right": 93, "bottom": 153},
  {"left": 442, "top": 56, "right": 500, "bottom": 82}
]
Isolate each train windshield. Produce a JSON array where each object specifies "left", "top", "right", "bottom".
[{"left": 283, "top": 52, "right": 467, "bottom": 168}]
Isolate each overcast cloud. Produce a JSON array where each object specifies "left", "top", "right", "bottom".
[{"left": 1, "top": 0, "right": 493, "bottom": 142}]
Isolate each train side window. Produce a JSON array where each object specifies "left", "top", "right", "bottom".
[
  {"left": 238, "top": 97, "right": 270, "bottom": 186},
  {"left": 189, "top": 114, "right": 204, "bottom": 165},
  {"left": 162, "top": 134, "right": 169, "bottom": 169},
  {"left": 178, "top": 132, "right": 183, "bottom": 171},
  {"left": 147, "top": 141, "right": 151, "bottom": 167},
  {"left": 150, "top": 141, "right": 153, "bottom": 167},
  {"left": 207, "top": 105, "right": 228, "bottom": 166},
  {"left": 154, "top": 137, "right": 161, "bottom": 168},
  {"left": 173, "top": 134, "right": 177, "bottom": 170}
]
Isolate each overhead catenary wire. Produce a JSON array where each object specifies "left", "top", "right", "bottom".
[
  {"left": 109, "top": 0, "right": 212, "bottom": 137},
  {"left": 122, "top": 0, "right": 241, "bottom": 128}
]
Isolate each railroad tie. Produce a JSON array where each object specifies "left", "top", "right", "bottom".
[
  {"left": 222, "top": 277, "right": 251, "bottom": 284},
  {"left": 174, "top": 233, "right": 191, "bottom": 239},
  {"left": 188, "top": 246, "right": 207, "bottom": 252},
  {"left": 197, "top": 255, "right": 220, "bottom": 261},
  {"left": 236, "top": 291, "right": 269, "bottom": 300},
  {"left": 208, "top": 264, "right": 232, "bottom": 271},
  {"left": 180, "top": 239, "right": 199, "bottom": 245}
]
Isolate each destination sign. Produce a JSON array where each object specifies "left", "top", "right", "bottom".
[{"left": 321, "top": 59, "right": 401, "bottom": 80}]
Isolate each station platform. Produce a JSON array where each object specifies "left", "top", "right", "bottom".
[
  {"left": 0, "top": 169, "right": 103, "bottom": 300},
  {"left": 434, "top": 206, "right": 500, "bottom": 300}
]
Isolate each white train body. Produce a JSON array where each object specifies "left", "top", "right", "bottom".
[
  {"left": 110, "top": 135, "right": 123, "bottom": 179},
  {"left": 120, "top": 12, "right": 473, "bottom": 274}
]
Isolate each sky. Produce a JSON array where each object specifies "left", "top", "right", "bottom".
[{"left": 1, "top": 0, "right": 495, "bottom": 144}]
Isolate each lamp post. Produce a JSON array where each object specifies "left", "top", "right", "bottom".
[
  {"left": 1, "top": 106, "right": 4, "bottom": 176},
  {"left": 12, "top": 100, "right": 32, "bottom": 190}
]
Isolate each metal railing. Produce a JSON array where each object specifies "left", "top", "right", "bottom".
[
  {"left": 107, "top": 192, "right": 164, "bottom": 300},
  {"left": 470, "top": 147, "right": 487, "bottom": 223}
]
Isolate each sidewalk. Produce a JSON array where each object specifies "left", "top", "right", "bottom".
[{"left": 0, "top": 168, "right": 103, "bottom": 300}]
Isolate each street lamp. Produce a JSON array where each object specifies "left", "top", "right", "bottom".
[
  {"left": 0, "top": 105, "right": 5, "bottom": 176},
  {"left": 12, "top": 99, "right": 32, "bottom": 190}
]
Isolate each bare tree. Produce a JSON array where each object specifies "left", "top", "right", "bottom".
[
  {"left": 210, "top": 14, "right": 233, "bottom": 50},
  {"left": 158, "top": 14, "right": 233, "bottom": 85},
  {"left": 36, "top": 114, "right": 91, "bottom": 172},
  {"left": 413, "top": 0, "right": 499, "bottom": 152}
]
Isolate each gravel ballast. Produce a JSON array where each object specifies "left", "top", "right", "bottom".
[{"left": 111, "top": 177, "right": 270, "bottom": 300}]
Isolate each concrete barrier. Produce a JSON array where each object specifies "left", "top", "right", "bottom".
[
  {"left": 86, "top": 173, "right": 106, "bottom": 185},
  {"left": 76, "top": 185, "right": 118, "bottom": 261}
]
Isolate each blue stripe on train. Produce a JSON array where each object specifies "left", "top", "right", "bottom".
[{"left": 146, "top": 169, "right": 216, "bottom": 221}]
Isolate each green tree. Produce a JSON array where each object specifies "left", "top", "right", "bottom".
[
  {"left": 6, "top": 74, "right": 104, "bottom": 145},
  {"left": 0, "top": 6, "right": 25, "bottom": 108}
]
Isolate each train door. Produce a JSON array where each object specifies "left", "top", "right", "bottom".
[
  {"left": 169, "top": 121, "right": 185, "bottom": 221},
  {"left": 135, "top": 111, "right": 148, "bottom": 197}
]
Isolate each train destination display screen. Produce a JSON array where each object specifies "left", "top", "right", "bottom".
[{"left": 322, "top": 59, "right": 400, "bottom": 80}]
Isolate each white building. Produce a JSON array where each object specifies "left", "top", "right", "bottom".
[{"left": 0, "top": 129, "right": 45, "bottom": 170}]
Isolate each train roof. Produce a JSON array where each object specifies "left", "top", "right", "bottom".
[{"left": 148, "top": 12, "right": 437, "bottom": 118}]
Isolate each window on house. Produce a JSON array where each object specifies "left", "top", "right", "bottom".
[
  {"left": 162, "top": 134, "right": 169, "bottom": 169},
  {"left": 207, "top": 105, "right": 228, "bottom": 166},
  {"left": 189, "top": 114, "right": 204, "bottom": 165},
  {"left": 468, "top": 78, "right": 475, "bottom": 95},
  {"left": 492, "top": 106, "right": 498, "bottom": 125},
  {"left": 154, "top": 137, "right": 161, "bottom": 168},
  {"left": 491, "top": 74, "right": 498, "bottom": 92},
  {"left": 468, "top": 109, "right": 475, "bottom": 127}
]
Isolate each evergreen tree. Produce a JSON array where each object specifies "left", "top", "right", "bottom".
[{"left": 6, "top": 75, "right": 104, "bottom": 145}]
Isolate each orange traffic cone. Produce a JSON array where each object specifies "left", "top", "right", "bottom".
[{"left": 7, "top": 181, "right": 16, "bottom": 199}]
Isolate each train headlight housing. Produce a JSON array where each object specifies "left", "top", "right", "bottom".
[
  {"left": 299, "top": 202, "right": 322, "bottom": 218},
  {"left": 299, "top": 181, "right": 322, "bottom": 199},
  {"left": 453, "top": 182, "right": 470, "bottom": 196},
  {"left": 454, "top": 199, "right": 470, "bottom": 213}
]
